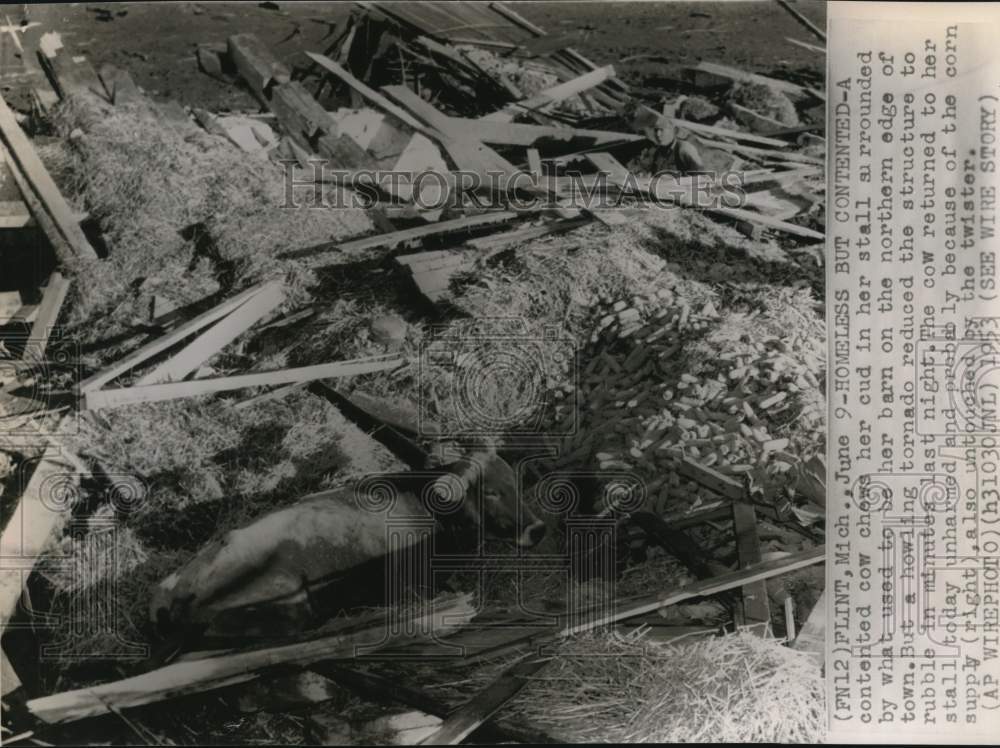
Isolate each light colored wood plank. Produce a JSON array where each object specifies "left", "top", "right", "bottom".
[
  {"left": 449, "top": 114, "right": 641, "bottom": 148},
  {"left": 78, "top": 282, "right": 277, "bottom": 394},
  {"left": 25, "top": 595, "right": 473, "bottom": 725},
  {"left": 685, "top": 61, "right": 809, "bottom": 101},
  {"left": 482, "top": 65, "right": 616, "bottom": 123},
  {"left": 791, "top": 588, "right": 825, "bottom": 661},
  {"left": 420, "top": 655, "right": 549, "bottom": 745},
  {"left": 0, "top": 424, "right": 81, "bottom": 630},
  {"left": 284, "top": 210, "right": 523, "bottom": 267},
  {"left": 24, "top": 272, "right": 70, "bottom": 360},
  {"left": 227, "top": 34, "right": 291, "bottom": 100},
  {"left": 560, "top": 545, "right": 824, "bottom": 637},
  {"left": 83, "top": 355, "right": 406, "bottom": 410},
  {"left": 0, "top": 95, "right": 97, "bottom": 260},
  {"left": 135, "top": 280, "right": 285, "bottom": 385}
]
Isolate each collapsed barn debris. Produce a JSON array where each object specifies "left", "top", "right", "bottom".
[{"left": 1, "top": 2, "right": 827, "bottom": 745}]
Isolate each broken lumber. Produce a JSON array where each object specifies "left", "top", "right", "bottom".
[
  {"left": 729, "top": 103, "right": 789, "bottom": 136},
  {"left": 785, "top": 36, "right": 825, "bottom": 55},
  {"left": 482, "top": 65, "right": 616, "bottom": 123},
  {"left": 283, "top": 210, "right": 523, "bottom": 267},
  {"left": 419, "top": 655, "right": 550, "bottom": 745},
  {"left": 447, "top": 114, "right": 642, "bottom": 149},
  {"left": 668, "top": 115, "right": 789, "bottom": 148},
  {"left": 775, "top": 0, "right": 826, "bottom": 44},
  {"left": 313, "top": 663, "right": 556, "bottom": 744},
  {"left": 78, "top": 282, "right": 279, "bottom": 395},
  {"left": 134, "top": 280, "right": 285, "bottom": 385},
  {"left": 82, "top": 354, "right": 406, "bottom": 410},
  {"left": 2, "top": 145, "right": 75, "bottom": 263},
  {"left": 684, "top": 61, "right": 809, "bottom": 102},
  {"left": 0, "top": 94, "right": 98, "bottom": 260},
  {"left": 465, "top": 215, "right": 590, "bottom": 251},
  {"left": 227, "top": 33, "right": 291, "bottom": 100},
  {"left": 37, "top": 44, "right": 104, "bottom": 101},
  {"left": 732, "top": 502, "right": 770, "bottom": 633},
  {"left": 98, "top": 63, "right": 141, "bottom": 105},
  {"left": 791, "top": 588, "right": 825, "bottom": 662},
  {"left": 560, "top": 545, "right": 824, "bottom": 637},
  {"left": 0, "top": 426, "right": 82, "bottom": 629},
  {"left": 24, "top": 595, "right": 474, "bottom": 725},
  {"left": 24, "top": 272, "right": 70, "bottom": 361}
]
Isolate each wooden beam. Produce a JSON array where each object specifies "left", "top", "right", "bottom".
[
  {"left": 83, "top": 355, "right": 406, "bottom": 411},
  {"left": 728, "top": 103, "right": 789, "bottom": 136},
  {"left": 732, "top": 502, "right": 770, "bottom": 633},
  {"left": 304, "top": 52, "right": 432, "bottom": 135},
  {"left": 135, "top": 280, "right": 285, "bottom": 385},
  {"left": 785, "top": 36, "right": 825, "bottom": 55},
  {"left": 24, "top": 272, "right": 70, "bottom": 361},
  {"left": 791, "top": 588, "right": 825, "bottom": 662},
  {"left": 709, "top": 205, "right": 825, "bottom": 241},
  {"left": 668, "top": 114, "right": 789, "bottom": 148},
  {"left": 560, "top": 545, "right": 824, "bottom": 637},
  {"left": 775, "top": 0, "right": 826, "bottom": 43},
  {"left": 78, "top": 282, "right": 278, "bottom": 394},
  {"left": 37, "top": 45, "right": 104, "bottom": 101},
  {"left": 488, "top": 2, "right": 547, "bottom": 37},
  {"left": 418, "top": 655, "right": 550, "bottom": 745},
  {"left": 684, "top": 61, "right": 809, "bottom": 101},
  {"left": 313, "top": 664, "right": 556, "bottom": 744},
  {"left": 449, "top": 114, "right": 641, "bottom": 148},
  {"left": 0, "top": 94, "right": 98, "bottom": 260},
  {"left": 465, "top": 215, "right": 590, "bottom": 251},
  {"left": 227, "top": 33, "right": 291, "bottom": 100},
  {"left": 282, "top": 210, "right": 523, "bottom": 266},
  {"left": 24, "top": 595, "right": 474, "bottom": 725},
  {"left": 482, "top": 65, "right": 616, "bottom": 123},
  {"left": 0, "top": 426, "right": 81, "bottom": 630},
  {"left": 2, "top": 145, "right": 76, "bottom": 263}
]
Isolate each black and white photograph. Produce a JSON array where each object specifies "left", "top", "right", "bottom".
[{"left": 0, "top": 1, "right": 832, "bottom": 744}]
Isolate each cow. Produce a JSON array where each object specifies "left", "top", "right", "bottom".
[{"left": 149, "top": 449, "right": 547, "bottom": 643}]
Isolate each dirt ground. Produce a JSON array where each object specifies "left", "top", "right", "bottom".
[{"left": 15, "top": 1, "right": 825, "bottom": 111}]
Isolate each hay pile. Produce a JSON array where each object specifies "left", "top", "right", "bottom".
[
  {"left": 39, "top": 91, "right": 371, "bottom": 353},
  {"left": 505, "top": 629, "right": 825, "bottom": 743}
]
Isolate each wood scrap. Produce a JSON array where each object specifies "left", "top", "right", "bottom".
[
  {"left": 775, "top": 0, "right": 826, "bottom": 44},
  {"left": 78, "top": 281, "right": 280, "bottom": 395},
  {"left": 684, "top": 61, "right": 810, "bottom": 102},
  {"left": 282, "top": 210, "right": 524, "bottom": 267},
  {"left": 732, "top": 502, "right": 770, "bottom": 633},
  {"left": 0, "top": 95, "right": 98, "bottom": 260},
  {"left": 227, "top": 33, "right": 291, "bottom": 100},
  {"left": 82, "top": 354, "right": 405, "bottom": 410},
  {"left": 0, "top": 425, "right": 82, "bottom": 629},
  {"left": 418, "top": 655, "right": 550, "bottom": 745},
  {"left": 482, "top": 65, "right": 617, "bottom": 123},
  {"left": 97, "top": 63, "right": 141, "bottom": 105},
  {"left": 791, "top": 588, "right": 825, "bottom": 662},
  {"left": 134, "top": 280, "right": 285, "bottom": 385},
  {"left": 24, "top": 594, "right": 475, "bottom": 725},
  {"left": 23, "top": 272, "right": 70, "bottom": 360}
]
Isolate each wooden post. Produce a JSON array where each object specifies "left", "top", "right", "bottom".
[{"left": 732, "top": 502, "right": 771, "bottom": 634}]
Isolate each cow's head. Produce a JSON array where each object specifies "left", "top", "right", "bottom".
[{"left": 431, "top": 450, "right": 547, "bottom": 548}]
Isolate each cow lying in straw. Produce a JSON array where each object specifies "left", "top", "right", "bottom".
[{"left": 150, "top": 449, "right": 546, "bottom": 642}]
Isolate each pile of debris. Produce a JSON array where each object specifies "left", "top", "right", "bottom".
[{"left": 1, "top": 2, "right": 828, "bottom": 745}]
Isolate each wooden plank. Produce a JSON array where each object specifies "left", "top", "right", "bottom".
[
  {"left": 729, "top": 103, "right": 789, "bottom": 136},
  {"left": 2, "top": 145, "right": 76, "bottom": 263},
  {"left": 785, "top": 36, "right": 825, "bottom": 55},
  {"left": 488, "top": 2, "right": 547, "bottom": 36},
  {"left": 465, "top": 215, "right": 589, "bottom": 251},
  {"left": 447, "top": 114, "right": 641, "bottom": 149},
  {"left": 713, "top": 140, "right": 824, "bottom": 165},
  {"left": 775, "top": 0, "right": 827, "bottom": 43},
  {"left": 791, "top": 588, "right": 825, "bottom": 662},
  {"left": 268, "top": 81, "right": 334, "bottom": 144},
  {"left": 135, "top": 280, "right": 285, "bottom": 385},
  {"left": 282, "top": 210, "right": 523, "bottom": 266},
  {"left": 419, "top": 655, "right": 550, "bottom": 745},
  {"left": 675, "top": 456, "right": 746, "bottom": 501},
  {"left": 0, "top": 427, "right": 81, "bottom": 629},
  {"left": 684, "top": 61, "right": 809, "bottom": 101},
  {"left": 710, "top": 205, "right": 824, "bottom": 241},
  {"left": 24, "top": 595, "right": 474, "bottom": 725},
  {"left": 482, "top": 65, "right": 616, "bottom": 123},
  {"left": 0, "top": 94, "right": 98, "bottom": 260},
  {"left": 668, "top": 115, "right": 789, "bottom": 148},
  {"left": 24, "top": 272, "right": 70, "bottom": 360},
  {"left": 83, "top": 355, "right": 406, "bottom": 411},
  {"left": 560, "top": 545, "right": 825, "bottom": 637},
  {"left": 732, "top": 503, "right": 770, "bottom": 633},
  {"left": 37, "top": 46, "right": 105, "bottom": 101},
  {"left": 312, "top": 664, "right": 555, "bottom": 744},
  {"left": 98, "top": 63, "right": 141, "bottom": 105},
  {"left": 78, "top": 282, "right": 278, "bottom": 394},
  {"left": 526, "top": 148, "right": 541, "bottom": 178},
  {"left": 304, "top": 52, "right": 431, "bottom": 134},
  {"left": 227, "top": 33, "right": 291, "bottom": 100}
]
